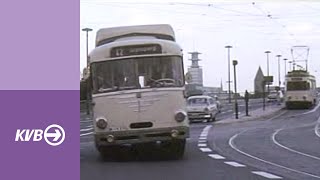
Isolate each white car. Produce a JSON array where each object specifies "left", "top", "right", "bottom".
[
  {"left": 267, "top": 91, "right": 284, "bottom": 102},
  {"left": 187, "top": 95, "right": 219, "bottom": 122}
]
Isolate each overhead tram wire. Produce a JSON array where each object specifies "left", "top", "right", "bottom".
[{"left": 251, "top": 2, "right": 300, "bottom": 44}]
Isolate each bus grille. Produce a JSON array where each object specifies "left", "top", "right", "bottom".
[{"left": 130, "top": 122, "right": 153, "bottom": 129}]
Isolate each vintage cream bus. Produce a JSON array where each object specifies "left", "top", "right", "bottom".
[{"left": 89, "top": 24, "right": 189, "bottom": 159}]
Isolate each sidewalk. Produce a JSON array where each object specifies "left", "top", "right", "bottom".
[{"left": 215, "top": 104, "right": 285, "bottom": 125}]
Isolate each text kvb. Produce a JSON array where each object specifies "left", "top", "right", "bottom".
[{"left": 15, "top": 129, "right": 61, "bottom": 142}]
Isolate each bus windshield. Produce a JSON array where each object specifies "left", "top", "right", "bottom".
[
  {"left": 91, "top": 56, "right": 184, "bottom": 94},
  {"left": 287, "top": 81, "right": 310, "bottom": 91}
]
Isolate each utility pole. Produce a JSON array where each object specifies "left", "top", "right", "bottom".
[
  {"left": 265, "top": 51, "right": 271, "bottom": 94},
  {"left": 276, "top": 55, "right": 281, "bottom": 87},
  {"left": 233, "top": 60, "right": 238, "bottom": 119},
  {"left": 225, "top": 45, "right": 233, "bottom": 103},
  {"left": 82, "top": 28, "right": 93, "bottom": 115}
]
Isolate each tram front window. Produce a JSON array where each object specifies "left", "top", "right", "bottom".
[
  {"left": 287, "top": 81, "right": 310, "bottom": 91},
  {"left": 91, "top": 56, "right": 184, "bottom": 94}
]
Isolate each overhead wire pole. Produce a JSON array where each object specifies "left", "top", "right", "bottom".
[
  {"left": 265, "top": 51, "right": 271, "bottom": 93},
  {"left": 283, "top": 58, "right": 288, "bottom": 86},
  {"left": 82, "top": 28, "right": 93, "bottom": 115},
  {"left": 276, "top": 55, "right": 281, "bottom": 87},
  {"left": 225, "top": 45, "right": 232, "bottom": 103}
]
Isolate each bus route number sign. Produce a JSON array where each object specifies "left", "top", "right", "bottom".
[{"left": 111, "top": 44, "right": 162, "bottom": 57}]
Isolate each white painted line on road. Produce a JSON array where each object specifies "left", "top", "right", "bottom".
[
  {"left": 315, "top": 123, "right": 320, "bottom": 138},
  {"left": 252, "top": 171, "right": 282, "bottom": 179},
  {"left": 200, "top": 148, "right": 212, "bottom": 152},
  {"left": 80, "top": 132, "right": 93, "bottom": 137},
  {"left": 199, "top": 137, "right": 207, "bottom": 140},
  {"left": 272, "top": 129, "right": 320, "bottom": 160},
  {"left": 221, "top": 112, "right": 227, "bottom": 114},
  {"left": 208, "top": 154, "right": 225, "bottom": 159},
  {"left": 316, "top": 116, "right": 320, "bottom": 138},
  {"left": 80, "top": 127, "right": 93, "bottom": 132},
  {"left": 301, "top": 101, "right": 320, "bottom": 115},
  {"left": 224, "top": 161, "right": 246, "bottom": 167},
  {"left": 227, "top": 110, "right": 233, "bottom": 112},
  {"left": 229, "top": 131, "right": 320, "bottom": 179},
  {"left": 198, "top": 140, "right": 207, "bottom": 143},
  {"left": 198, "top": 143, "right": 207, "bottom": 147},
  {"left": 200, "top": 132, "right": 208, "bottom": 135}
]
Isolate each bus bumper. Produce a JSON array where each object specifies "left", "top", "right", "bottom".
[{"left": 94, "top": 126, "right": 189, "bottom": 146}]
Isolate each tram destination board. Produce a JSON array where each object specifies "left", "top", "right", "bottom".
[{"left": 111, "top": 44, "right": 162, "bottom": 57}]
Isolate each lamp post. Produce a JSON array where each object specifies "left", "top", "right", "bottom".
[
  {"left": 288, "top": 61, "right": 292, "bottom": 71},
  {"left": 82, "top": 28, "right": 93, "bottom": 115},
  {"left": 276, "top": 55, "right": 281, "bottom": 87},
  {"left": 283, "top": 58, "right": 288, "bottom": 75},
  {"left": 225, "top": 45, "right": 233, "bottom": 103},
  {"left": 265, "top": 51, "right": 271, "bottom": 93},
  {"left": 233, "top": 60, "right": 238, "bottom": 119}
]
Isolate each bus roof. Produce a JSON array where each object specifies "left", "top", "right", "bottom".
[{"left": 96, "top": 24, "right": 175, "bottom": 47}]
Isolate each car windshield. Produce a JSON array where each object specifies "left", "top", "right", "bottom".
[
  {"left": 187, "top": 98, "right": 208, "bottom": 106},
  {"left": 91, "top": 56, "right": 184, "bottom": 94}
]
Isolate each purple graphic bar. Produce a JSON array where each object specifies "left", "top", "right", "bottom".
[
  {"left": 0, "top": 0, "right": 79, "bottom": 90},
  {"left": 0, "top": 90, "right": 79, "bottom": 180}
]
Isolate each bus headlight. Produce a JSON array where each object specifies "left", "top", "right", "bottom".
[
  {"left": 175, "top": 111, "right": 186, "bottom": 122},
  {"left": 96, "top": 118, "right": 108, "bottom": 129}
]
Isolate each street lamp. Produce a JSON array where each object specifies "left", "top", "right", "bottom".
[
  {"left": 233, "top": 60, "right": 238, "bottom": 119},
  {"left": 276, "top": 55, "right": 281, "bottom": 87},
  {"left": 225, "top": 45, "right": 233, "bottom": 103},
  {"left": 265, "top": 51, "right": 271, "bottom": 93},
  {"left": 82, "top": 28, "right": 93, "bottom": 115},
  {"left": 283, "top": 58, "right": 288, "bottom": 75}
]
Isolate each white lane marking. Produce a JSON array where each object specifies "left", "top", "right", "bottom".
[
  {"left": 301, "top": 102, "right": 320, "bottom": 115},
  {"left": 224, "top": 161, "right": 246, "bottom": 167},
  {"left": 229, "top": 131, "right": 320, "bottom": 179},
  {"left": 252, "top": 171, "right": 282, "bottom": 179},
  {"left": 80, "top": 127, "right": 93, "bottom": 132},
  {"left": 200, "top": 133, "right": 208, "bottom": 137},
  {"left": 198, "top": 143, "right": 207, "bottom": 147},
  {"left": 200, "top": 148, "right": 212, "bottom": 152},
  {"left": 199, "top": 137, "right": 207, "bottom": 140},
  {"left": 227, "top": 110, "right": 233, "bottom": 112},
  {"left": 198, "top": 140, "right": 207, "bottom": 143},
  {"left": 80, "top": 132, "right": 93, "bottom": 137},
  {"left": 315, "top": 123, "right": 320, "bottom": 138},
  {"left": 208, "top": 154, "right": 225, "bottom": 159},
  {"left": 272, "top": 129, "right": 320, "bottom": 160},
  {"left": 316, "top": 115, "right": 320, "bottom": 138}
]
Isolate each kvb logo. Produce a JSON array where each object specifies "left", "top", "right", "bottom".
[{"left": 15, "top": 124, "right": 65, "bottom": 146}]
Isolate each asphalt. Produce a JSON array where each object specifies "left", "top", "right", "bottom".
[
  {"left": 210, "top": 102, "right": 320, "bottom": 180},
  {"left": 80, "top": 99, "right": 288, "bottom": 180}
]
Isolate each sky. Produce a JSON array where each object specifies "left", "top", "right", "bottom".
[{"left": 80, "top": 0, "right": 320, "bottom": 93}]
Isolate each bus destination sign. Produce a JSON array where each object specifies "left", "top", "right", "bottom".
[{"left": 111, "top": 44, "right": 162, "bottom": 57}]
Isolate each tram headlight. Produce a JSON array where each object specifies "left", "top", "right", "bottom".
[
  {"left": 96, "top": 118, "right": 108, "bottom": 129},
  {"left": 175, "top": 111, "right": 186, "bottom": 122}
]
